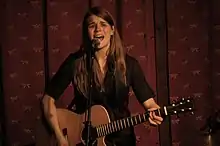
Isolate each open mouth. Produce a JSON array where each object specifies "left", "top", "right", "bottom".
[{"left": 94, "top": 36, "right": 104, "bottom": 42}]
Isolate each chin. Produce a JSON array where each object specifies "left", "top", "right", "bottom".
[
  {"left": 99, "top": 43, "right": 109, "bottom": 49},
  {"left": 96, "top": 47, "right": 104, "bottom": 51},
  {"left": 96, "top": 44, "right": 104, "bottom": 49}
]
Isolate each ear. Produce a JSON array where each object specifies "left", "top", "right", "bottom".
[{"left": 111, "top": 26, "right": 115, "bottom": 35}]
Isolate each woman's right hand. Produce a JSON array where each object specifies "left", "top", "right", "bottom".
[
  {"left": 42, "top": 95, "right": 69, "bottom": 146},
  {"left": 57, "top": 135, "right": 69, "bottom": 146}
]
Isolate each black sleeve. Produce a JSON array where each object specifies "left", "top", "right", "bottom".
[
  {"left": 130, "top": 58, "right": 155, "bottom": 103},
  {"left": 44, "top": 54, "right": 75, "bottom": 100}
]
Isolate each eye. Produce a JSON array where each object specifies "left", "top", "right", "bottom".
[
  {"left": 100, "top": 22, "right": 108, "bottom": 27},
  {"left": 88, "top": 24, "right": 95, "bottom": 28}
]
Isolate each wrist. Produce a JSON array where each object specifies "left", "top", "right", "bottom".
[
  {"left": 54, "top": 128, "right": 64, "bottom": 140},
  {"left": 143, "top": 98, "right": 160, "bottom": 110}
]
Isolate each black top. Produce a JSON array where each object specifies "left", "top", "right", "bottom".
[{"left": 45, "top": 51, "right": 155, "bottom": 146}]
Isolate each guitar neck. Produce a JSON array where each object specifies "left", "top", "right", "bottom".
[{"left": 95, "top": 107, "right": 166, "bottom": 137}]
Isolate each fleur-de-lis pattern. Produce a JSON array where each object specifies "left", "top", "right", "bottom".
[
  {"left": 2, "top": 0, "right": 220, "bottom": 146},
  {"left": 121, "top": 0, "right": 160, "bottom": 145},
  {"left": 2, "top": 0, "right": 47, "bottom": 144},
  {"left": 168, "top": 0, "right": 220, "bottom": 146}
]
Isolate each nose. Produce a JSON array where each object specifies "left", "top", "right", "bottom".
[{"left": 95, "top": 24, "right": 101, "bottom": 32}]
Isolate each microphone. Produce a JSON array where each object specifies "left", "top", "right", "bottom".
[{"left": 92, "top": 38, "right": 100, "bottom": 49}]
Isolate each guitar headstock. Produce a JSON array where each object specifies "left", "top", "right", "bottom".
[{"left": 165, "top": 97, "right": 195, "bottom": 116}]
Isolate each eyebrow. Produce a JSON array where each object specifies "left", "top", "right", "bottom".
[
  {"left": 87, "top": 20, "right": 108, "bottom": 25},
  {"left": 87, "top": 22, "right": 95, "bottom": 25}
]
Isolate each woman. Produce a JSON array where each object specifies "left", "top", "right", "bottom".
[{"left": 42, "top": 6, "right": 163, "bottom": 146}]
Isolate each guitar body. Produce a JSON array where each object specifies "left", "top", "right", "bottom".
[
  {"left": 35, "top": 105, "right": 111, "bottom": 146},
  {"left": 35, "top": 97, "right": 194, "bottom": 146}
]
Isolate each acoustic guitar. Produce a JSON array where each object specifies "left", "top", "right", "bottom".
[{"left": 35, "top": 98, "right": 194, "bottom": 146}]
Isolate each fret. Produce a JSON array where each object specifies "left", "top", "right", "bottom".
[
  {"left": 99, "top": 127, "right": 102, "bottom": 137},
  {"left": 106, "top": 124, "right": 109, "bottom": 135},
  {"left": 105, "top": 124, "right": 108, "bottom": 135},
  {"left": 114, "top": 121, "right": 117, "bottom": 132},
  {"left": 115, "top": 121, "right": 118, "bottom": 131},
  {"left": 117, "top": 121, "right": 120, "bottom": 130},
  {"left": 110, "top": 122, "right": 113, "bottom": 133},
  {"left": 108, "top": 124, "right": 111, "bottom": 133},
  {"left": 143, "top": 113, "right": 146, "bottom": 121},
  {"left": 134, "top": 116, "right": 137, "bottom": 125},
  {"left": 137, "top": 115, "right": 140, "bottom": 124},
  {"left": 110, "top": 122, "right": 114, "bottom": 133},
  {"left": 99, "top": 126, "right": 102, "bottom": 136},
  {"left": 96, "top": 112, "right": 151, "bottom": 138},
  {"left": 132, "top": 117, "right": 134, "bottom": 125},
  {"left": 112, "top": 122, "right": 116, "bottom": 133},
  {"left": 118, "top": 120, "right": 121, "bottom": 129},
  {"left": 97, "top": 127, "right": 100, "bottom": 137},
  {"left": 131, "top": 117, "right": 134, "bottom": 125},
  {"left": 106, "top": 124, "right": 110, "bottom": 134},
  {"left": 144, "top": 113, "right": 147, "bottom": 122},
  {"left": 102, "top": 125, "right": 105, "bottom": 136},
  {"left": 101, "top": 125, "right": 104, "bottom": 136},
  {"left": 133, "top": 117, "right": 136, "bottom": 125},
  {"left": 127, "top": 118, "right": 130, "bottom": 127},
  {"left": 109, "top": 123, "right": 112, "bottom": 133},
  {"left": 123, "top": 119, "right": 126, "bottom": 129},
  {"left": 140, "top": 114, "right": 143, "bottom": 123},
  {"left": 132, "top": 116, "right": 135, "bottom": 125},
  {"left": 109, "top": 123, "right": 113, "bottom": 133},
  {"left": 120, "top": 120, "right": 123, "bottom": 129},
  {"left": 116, "top": 121, "right": 120, "bottom": 130},
  {"left": 138, "top": 114, "right": 142, "bottom": 123},
  {"left": 128, "top": 117, "right": 132, "bottom": 126},
  {"left": 106, "top": 125, "right": 110, "bottom": 135},
  {"left": 104, "top": 125, "right": 107, "bottom": 136},
  {"left": 103, "top": 124, "right": 106, "bottom": 135}
]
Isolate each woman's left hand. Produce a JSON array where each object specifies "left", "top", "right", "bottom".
[
  {"left": 148, "top": 107, "right": 163, "bottom": 126},
  {"left": 143, "top": 98, "right": 163, "bottom": 126}
]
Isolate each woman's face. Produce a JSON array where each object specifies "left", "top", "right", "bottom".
[{"left": 87, "top": 15, "right": 114, "bottom": 50}]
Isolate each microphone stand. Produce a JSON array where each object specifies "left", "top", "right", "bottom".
[{"left": 85, "top": 45, "right": 95, "bottom": 146}]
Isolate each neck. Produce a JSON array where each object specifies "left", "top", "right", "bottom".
[{"left": 95, "top": 45, "right": 109, "bottom": 61}]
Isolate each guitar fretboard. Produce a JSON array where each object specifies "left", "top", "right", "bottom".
[
  {"left": 95, "top": 112, "right": 151, "bottom": 137},
  {"left": 93, "top": 98, "right": 194, "bottom": 138}
]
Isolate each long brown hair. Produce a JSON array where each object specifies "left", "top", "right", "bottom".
[{"left": 74, "top": 6, "right": 126, "bottom": 97}]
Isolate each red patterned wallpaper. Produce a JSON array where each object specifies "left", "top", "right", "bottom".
[
  {"left": 1, "top": 0, "right": 220, "bottom": 146},
  {"left": 212, "top": 0, "right": 220, "bottom": 109},
  {"left": 47, "top": 0, "right": 89, "bottom": 108},
  {"left": 168, "top": 0, "right": 220, "bottom": 146},
  {"left": 2, "top": 1, "right": 44, "bottom": 145},
  {"left": 121, "top": 0, "right": 159, "bottom": 145}
]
